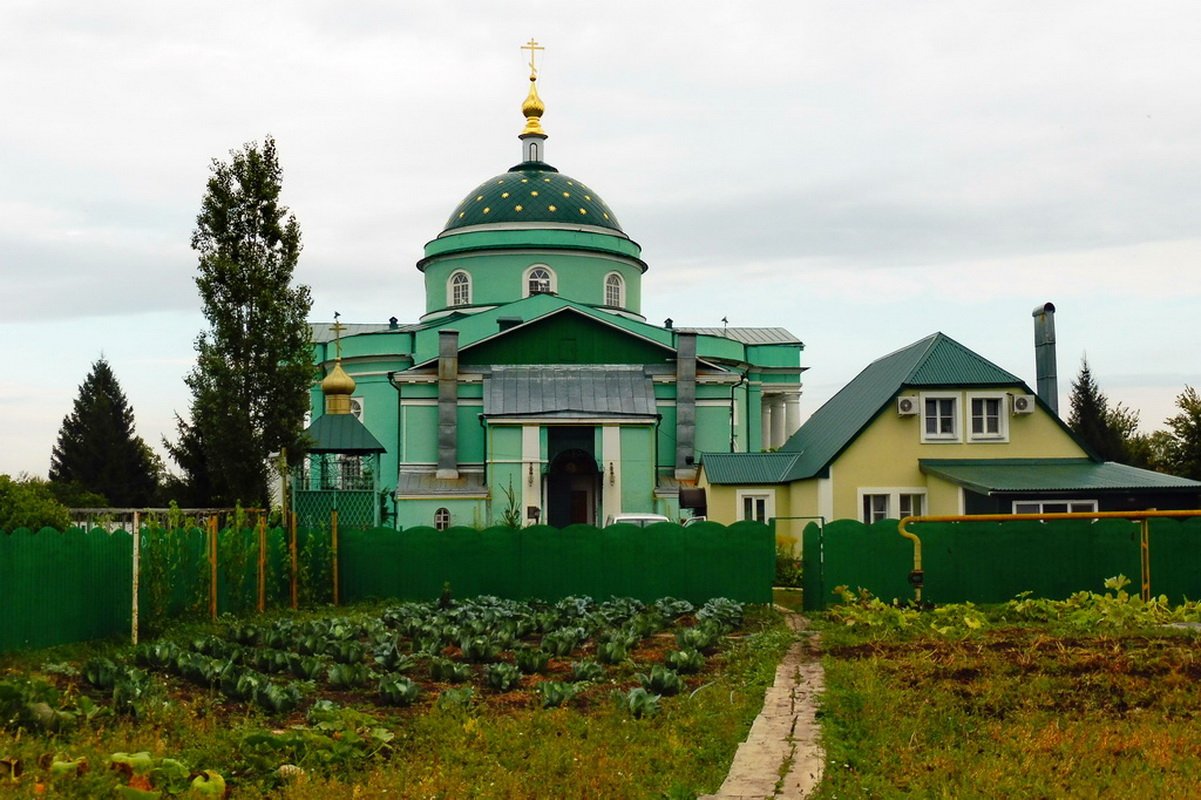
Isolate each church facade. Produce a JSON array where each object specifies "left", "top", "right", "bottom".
[{"left": 306, "top": 48, "right": 803, "bottom": 530}]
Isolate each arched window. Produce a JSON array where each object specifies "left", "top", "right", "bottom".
[
  {"left": 434, "top": 507, "right": 451, "bottom": 531},
  {"left": 604, "top": 273, "right": 624, "bottom": 308},
  {"left": 525, "top": 265, "right": 555, "bottom": 296},
  {"left": 448, "top": 271, "right": 471, "bottom": 306}
]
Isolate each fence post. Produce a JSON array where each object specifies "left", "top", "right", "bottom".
[
  {"left": 257, "top": 515, "right": 267, "bottom": 613},
  {"left": 331, "top": 508, "right": 340, "bottom": 606},
  {"left": 131, "top": 510, "right": 140, "bottom": 646},
  {"left": 290, "top": 511, "right": 298, "bottom": 610},
  {"left": 209, "top": 515, "right": 219, "bottom": 620}
]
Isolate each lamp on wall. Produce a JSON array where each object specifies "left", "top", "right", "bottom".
[
  {"left": 608, "top": 462, "right": 615, "bottom": 486},
  {"left": 528, "top": 463, "right": 534, "bottom": 486}
]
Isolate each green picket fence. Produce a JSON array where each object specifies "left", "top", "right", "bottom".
[
  {"left": 0, "top": 520, "right": 773, "bottom": 653},
  {"left": 802, "top": 517, "right": 1201, "bottom": 610}
]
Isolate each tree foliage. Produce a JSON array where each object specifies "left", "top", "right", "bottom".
[
  {"left": 48, "top": 357, "right": 159, "bottom": 507},
  {"left": 0, "top": 474, "right": 70, "bottom": 532},
  {"left": 1160, "top": 386, "right": 1201, "bottom": 480},
  {"left": 168, "top": 137, "right": 313, "bottom": 507},
  {"left": 1067, "top": 357, "right": 1146, "bottom": 465}
]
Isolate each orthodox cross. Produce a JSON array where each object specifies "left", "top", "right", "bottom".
[
  {"left": 330, "top": 312, "right": 346, "bottom": 360},
  {"left": 521, "top": 38, "right": 544, "bottom": 76}
]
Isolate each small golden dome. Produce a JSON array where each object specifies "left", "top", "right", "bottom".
[
  {"left": 521, "top": 74, "right": 546, "bottom": 137},
  {"left": 321, "top": 360, "right": 356, "bottom": 397}
]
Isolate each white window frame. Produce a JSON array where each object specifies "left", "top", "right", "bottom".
[
  {"left": 604, "top": 272, "right": 625, "bottom": 308},
  {"left": 967, "top": 392, "right": 1008, "bottom": 441},
  {"left": 1012, "top": 500, "right": 1099, "bottom": 515},
  {"left": 921, "top": 392, "right": 960, "bottom": 442},
  {"left": 736, "top": 489, "right": 775, "bottom": 524},
  {"left": 434, "top": 507, "right": 451, "bottom": 531},
  {"left": 349, "top": 396, "right": 364, "bottom": 421},
  {"left": 448, "top": 270, "right": 471, "bottom": 306},
  {"left": 858, "top": 487, "right": 928, "bottom": 523},
  {"left": 523, "top": 264, "right": 556, "bottom": 297}
]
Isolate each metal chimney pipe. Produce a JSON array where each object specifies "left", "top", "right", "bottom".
[
  {"left": 675, "top": 331, "right": 697, "bottom": 478},
  {"left": 436, "top": 329, "right": 460, "bottom": 479},
  {"left": 1032, "top": 302, "right": 1058, "bottom": 416}
]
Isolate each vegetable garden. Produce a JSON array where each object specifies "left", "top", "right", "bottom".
[{"left": 1, "top": 595, "right": 794, "bottom": 798}]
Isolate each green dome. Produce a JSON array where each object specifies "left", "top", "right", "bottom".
[{"left": 443, "top": 162, "right": 623, "bottom": 233}]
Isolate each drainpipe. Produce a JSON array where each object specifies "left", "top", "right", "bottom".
[
  {"left": 437, "top": 330, "right": 460, "bottom": 480},
  {"left": 1032, "top": 302, "right": 1058, "bottom": 416},
  {"left": 730, "top": 370, "right": 747, "bottom": 452}
]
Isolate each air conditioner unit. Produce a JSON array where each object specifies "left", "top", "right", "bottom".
[
  {"left": 897, "top": 396, "right": 918, "bottom": 416},
  {"left": 1011, "top": 394, "right": 1036, "bottom": 415}
]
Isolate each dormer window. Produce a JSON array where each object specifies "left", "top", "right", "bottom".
[
  {"left": 523, "top": 265, "right": 556, "bottom": 296},
  {"left": 449, "top": 271, "right": 471, "bottom": 306}
]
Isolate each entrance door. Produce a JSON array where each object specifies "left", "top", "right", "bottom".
[{"left": 546, "top": 427, "right": 598, "bottom": 527}]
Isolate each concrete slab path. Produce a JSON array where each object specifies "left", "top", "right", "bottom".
[{"left": 699, "top": 614, "right": 825, "bottom": 800}]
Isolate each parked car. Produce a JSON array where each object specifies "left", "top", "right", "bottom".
[{"left": 604, "top": 513, "right": 672, "bottom": 528}]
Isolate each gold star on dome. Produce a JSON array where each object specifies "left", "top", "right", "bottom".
[
  {"left": 515, "top": 205, "right": 523, "bottom": 211},
  {"left": 548, "top": 204, "right": 557, "bottom": 211}
]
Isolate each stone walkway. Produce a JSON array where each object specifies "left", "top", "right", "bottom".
[{"left": 699, "top": 614, "right": 825, "bottom": 800}]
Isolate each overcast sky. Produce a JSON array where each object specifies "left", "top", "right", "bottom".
[{"left": 4, "top": 1, "right": 1199, "bottom": 478}]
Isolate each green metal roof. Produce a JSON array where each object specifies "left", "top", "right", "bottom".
[
  {"left": 701, "top": 452, "right": 801, "bottom": 485},
  {"left": 304, "top": 413, "right": 386, "bottom": 454},
  {"left": 920, "top": 458, "right": 1201, "bottom": 494},
  {"left": 778, "top": 333, "right": 1033, "bottom": 480},
  {"left": 484, "top": 365, "right": 657, "bottom": 418},
  {"left": 442, "top": 162, "right": 623, "bottom": 233}
]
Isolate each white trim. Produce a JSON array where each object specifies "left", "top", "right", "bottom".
[
  {"left": 1011, "top": 499, "right": 1099, "bottom": 514},
  {"left": 966, "top": 392, "right": 1009, "bottom": 441},
  {"left": 736, "top": 488, "right": 776, "bottom": 524},
  {"left": 485, "top": 416, "right": 657, "bottom": 425},
  {"left": 447, "top": 270, "right": 472, "bottom": 306},
  {"left": 603, "top": 271, "right": 625, "bottom": 308},
  {"left": 920, "top": 392, "right": 961, "bottom": 442},
  {"left": 400, "top": 399, "right": 484, "bottom": 407},
  {"left": 602, "top": 426, "right": 622, "bottom": 518},
  {"left": 522, "top": 425, "right": 542, "bottom": 523},
  {"left": 523, "top": 264, "right": 557, "bottom": 297},
  {"left": 857, "top": 487, "right": 928, "bottom": 523}
]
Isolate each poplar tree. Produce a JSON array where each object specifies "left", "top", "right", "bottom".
[
  {"left": 49, "top": 357, "right": 158, "bottom": 507},
  {"left": 169, "top": 136, "right": 313, "bottom": 507}
]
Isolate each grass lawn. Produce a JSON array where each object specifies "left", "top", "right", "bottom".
[
  {"left": 0, "top": 597, "right": 794, "bottom": 799},
  {"left": 810, "top": 585, "right": 1201, "bottom": 798}
]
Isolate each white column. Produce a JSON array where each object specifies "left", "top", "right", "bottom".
[
  {"left": 602, "top": 425, "right": 622, "bottom": 520},
  {"left": 771, "top": 395, "right": 786, "bottom": 449},
  {"left": 521, "top": 425, "right": 541, "bottom": 524},
  {"left": 761, "top": 399, "right": 773, "bottom": 451},
  {"left": 784, "top": 393, "right": 801, "bottom": 440}
]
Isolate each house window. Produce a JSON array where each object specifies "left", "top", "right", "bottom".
[
  {"left": 969, "top": 394, "right": 1007, "bottom": 441},
  {"left": 434, "top": 507, "right": 451, "bottom": 531},
  {"left": 604, "top": 273, "right": 624, "bottom": 307},
  {"left": 350, "top": 397, "right": 364, "bottom": 421},
  {"left": 899, "top": 493, "right": 924, "bottom": 518},
  {"left": 524, "top": 265, "right": 555, "bottom": 296},
  {"left": 922, "top": 394, "right": 959, "bottom": 441},
  {"left": 449, "top": 271, "right": 471, "bottom": 306},
  {"left": 737, "top": 491, "right": 774, "bottom": 524},
  {"left": 859, "top": 488, "right": 927, "bottom": 523},
  {"left": 862, "top": 494, "right": 889, "bottom": 524},
  {"left": 1013, "top": 500, "right": 1099, "bottom": 515}
]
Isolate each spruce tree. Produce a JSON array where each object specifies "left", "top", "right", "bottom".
[
  {"left": 169, "top": 136, "right": 313, "bottom": 507},
  {"left": 1067, "top": 357, "right": 1127, "bottom": 462},
  {"left": 49, "top": 357, "right": 158, "bottom": 507}
]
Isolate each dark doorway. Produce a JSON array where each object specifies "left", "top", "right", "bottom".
[{"left": 546, "top": 427, "right": 597, "bottom": 527}]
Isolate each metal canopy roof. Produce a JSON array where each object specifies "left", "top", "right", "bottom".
[
  {"left": 303, "top": 413, "right": 386, "bottom": 454},
  {"left": 483, "top": 365, "right": 657, "bottom": 419},
  {"left": 920, "top": 458, "right": 1201, "bottom": 495}
]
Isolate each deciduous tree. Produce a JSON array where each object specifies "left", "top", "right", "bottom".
[
  {"left": 1161, "top": 386, "right": 1201, "bottom": 480},
  {"left": 49, "top": 357, "right": 158, "bottom": 507},
  {"left": 169, "top": 137, "right": 313, "bottom": 506}
]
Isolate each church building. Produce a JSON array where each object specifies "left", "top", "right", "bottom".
[{"left": 305, "top": 43, "right": 804, "bottom": 530}]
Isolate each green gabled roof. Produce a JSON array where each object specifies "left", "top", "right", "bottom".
[
  {"left": 920, "top": 459, "right": 1201, "bottom": 494},
  {"left": 701, "top": 452, "right": 801, "bottom": 485},
  {"left": 779, "top": 333, "right": 1031, "bottom": 480},
  {"left": 304, "top": 413, "right": 386, "bottom": 454}
]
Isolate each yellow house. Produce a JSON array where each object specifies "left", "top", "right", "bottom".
[{"left": 698, "top": 332, "right": 1200, "bottom": 527}]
